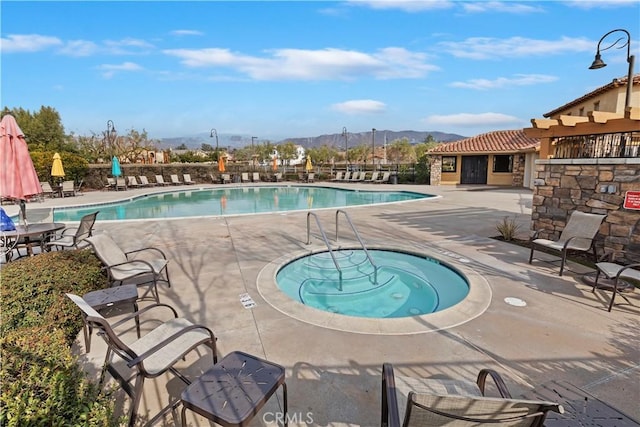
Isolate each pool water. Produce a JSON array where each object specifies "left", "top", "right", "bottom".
[
  {"left": 53, "top": 186, "right": 432, "bottom": 221},
  {"left": 276, "top": 249, "right": 469, "bottom": 318}
]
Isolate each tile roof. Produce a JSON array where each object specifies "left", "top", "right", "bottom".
[
  {"left": 429, "top": 129, "right": 539, "bottom": 154},
  {"left": 544, "top": 74, "right": 640, "bottom": 118}
]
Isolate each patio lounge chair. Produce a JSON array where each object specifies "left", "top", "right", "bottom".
[
  {"left": 127, "top": 176, "right": 140, "bottom": 188},
  {"left": 252, "top": 172, "right": 260, "bottom": 182},
  {"left": 341, "top": 171, "right": 352, "bottom": 182},
  {"left": 375, "top": 172, "right": 391, "bottom": 184},
  {"left": 85, "top": 234, "right": 171, "bottom": 303},
  {"left": 65, "top": 293, "right": 217, "bottom": 427},
  {"left": 592, "top": 252, "right": 640, "bottom": 311},
  {"left": 155, "top": 175, "right": 171, "bottom": 186},
  {"left": 183, "top": 174, "right": 195, "bottom": 185},
  {"left": 331, "top": 171, "right": 344, "bottom": 182},
  {"left": 273, "top": 172, "right": 283, "bottom": 182},
  {"left": 306, "top": 172, "right": 315, "bottom": 183},
  {"left": 46, "top": 211, "right": 99, "bottom": 251},
  {"left": 138, "top": 176, "right": 153, "bottom": 187},
  {"left": 529, "top": 211, "right": 607, "bottom": 276},
  {"left": 241, "top": 172, "right": 250, "bottom": 183},
  {"left": 170, "top": 174, "right": 183, "bottom": 185},
  {"left": 61, "top": 180, "right": 77, "bottom": 197},
  {"left": 115, "top": 177, "right": 127, "bottom": 191},
  {"left": 40, "top": 181, "right": 56, "bottom": 198},
  {"left": 105, "top": 177, "right": 116, "bottom": 191},
  {"left": 221, "top": 174, "right": 232, "bottom": 184},
  {"left": 365, "top": 171, "right": 379, "bottom": 183},
  {"left": 381, "top": 363, "right": 563, "bottom": 427}
]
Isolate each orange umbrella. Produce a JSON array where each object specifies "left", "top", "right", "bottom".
[
  {"left": 218, "top": 155, "right": 226, "bottom": 173},
  {"left": 272, "top": 156, "right": 278, "bottom": 171}
]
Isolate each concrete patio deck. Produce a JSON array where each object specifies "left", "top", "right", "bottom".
[{"left": 5, "top": 183, "right": 638, "bottom": 426}]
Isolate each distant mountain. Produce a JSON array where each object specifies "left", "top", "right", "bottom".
[{"left": 159, "top": 130, "right": 466, "bottom": 150}]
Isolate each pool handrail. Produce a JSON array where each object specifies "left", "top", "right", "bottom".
[
  {"left": 306, "top": 211, "right": 343, "bottom": 291},
  {"left": 335, "top": 209, "right": 378, "bottom": 285}
]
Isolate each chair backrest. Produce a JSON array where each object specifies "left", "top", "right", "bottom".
[
  {"left": 184, "top": 174, "right": 192, "bottom": 182},
  {"left": 26, "top": 208, "right": 54, "bottom": 223},
  {"left": 380, "top": 172, "right": 390, "bottom": 182},
  {"left": 242, "top": 172, "right": 249, "bottom": 181},
  {"left": 107, "top": 177, "right": 116, "bottom": 186},
  {"left": 252, "top": 172, "right": 260, "bottom": 181},
  {"left": 222, "top": 174, "right": 231, "bottom": 181},
  {"left": 40, "top": 182, "right": 54, "bottom": 193},
  {"left": 155, "top": 175, "right": 165, "bottom": 184},
  {"left": 62, "top": 180, "right": 75, "bottom": 191},
  {"left": 127, "top": 176, "right": 138, "bottom": 186},
  {"left": 343, "top": 171, "right": 352, "bottom": 180},
  {"left": 308, "top": 173, "right": 315, "bottom": 181},
  {"left": 559, "top": 211, "right": 606, "bottom": 249},
  {"left": 116, "top": 177, "right": 127, "bottom": 188},
  {"left": 65, "top": 293, "right": 137, "bottom": 361},
  {"left": 275, "top": 173, "right": 282, "bottom": 180},
  {"left": 139, "top": 176, "right": 150, "bottom": 185},
  {"left": 171, "top": 174, "right": 181, "bottom": 183},
  {"left": 334, "top": 171, "right": 343, "bottom": 180},
  {"left": 86, "top": 234, "right": 129, "bottom": 267},
  {"left": 405, "top": 392, "right": 561, "bottom": 427},
  {"left": 370, "top": 172, "right": 379, "bottom": 181},
  {"left": 75, "top": 211, "right": 99, "bottom": 242}
]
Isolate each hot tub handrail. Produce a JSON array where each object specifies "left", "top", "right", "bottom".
[
  {"left": 335, "top": 209, "right": 378, "bottom": 285},
  {"left": 306, "top": 211, "right": 343, "bottom": 291}
]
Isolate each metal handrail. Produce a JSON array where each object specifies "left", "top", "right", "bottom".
[
  {"left": 306, "top": 211, "right": 343, "bottom": 291},
  {"left": 335, "top": 209, "right": 378, "bottom": 285}
]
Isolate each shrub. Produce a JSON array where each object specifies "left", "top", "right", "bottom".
[
  {"left": 0, "top": 249, "right": 117, "bottom": 425},
  {"left": 495, "top": 216, "right": 521, "bottom": 241}
]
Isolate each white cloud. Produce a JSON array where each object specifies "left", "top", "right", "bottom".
[
  {"left": 103, "top": 38, "right": 155, "bottom": 55},
  {"left": 164, "top": 47, "right": 438, "bottom": 81},
  {"left": 450, "top": 74, "right": 558, "bottom": 90},
  {"left": 439, "top": 36, "right": 593, "bottom": 60},
  {"left": 331, "top": 100, "right": 387, "bottom": 114},
  {"left": 170, "top": 30, "right": 204, "bottom": 36},
  {"left": 462, "top": 1, "right": 545, "bottom": 14},
  {"left": 96, "top": 62, "right": 144, "bottom": 79},
  {"left": 58, "top": 40, "right": 99, "bottom": 57},
  {"left": 422, "top": 112, "right": 521, "bottom": 127},
  {"left": 346, "top": 0, "right": 454, "bottom": 12},
  {"left": 562, "top": 0, "right": 639, "bottom": 9},
  {"left": 1, "top": 34, "right": 62, "bottom": 53}
]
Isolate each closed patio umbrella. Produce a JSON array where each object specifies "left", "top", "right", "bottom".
[
  {"left": 51, "top": 152, "right": 65, "bottom": 180},
  {"left": 0, "top": 114, "right": 42, "bottom": 225},
  {"left": 111, "top": 156, "right": 122, "bottom": 177},
  {"left": 218, "top": 155, "right": 226, "bottom": 173},
  {"left": 305, "top": 155, "right": 312, "bottom": 172},
  {"left": 272, "top": 156, "right": 278, "bottom": 171}
]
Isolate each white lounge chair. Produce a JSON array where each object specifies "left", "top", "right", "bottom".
[
  {"left": 155, "top": 175, "right": 170, "bottom": 186},
  {"left": 127, "top": 176, "right": 140, "bottom": 188},
  {"left": 170, "top": 174, "right": 183, "bottom": 185},
  {"left": 365, "top": 172, "right": 379, "bottom": 183},
  {"left": 529, "top": 210, "right": 607, "bottom": 276},
  {"left": 241, "top": 172, "right": 250, "bottom": 183},
  {"left": 183, "top": 174, "right": 195, "bottom": 185},
  {"left": 341, "top": 171, "right": 352, "bottom": 182},
  {"left": 40, "top": 182, "right": 56, "bottom": 198},
  {"left": 375, "top": 172, "right": 391, "bottom": 184},
  {"left": 61, "top": 180, "right": 77, "bottom": 197},
  {"left": 252, "top": 172, "right": 260, "bottom": 182},
  {"left": 331, "top": 171, "right": 344, "bottom": 182},
  {"left": 115, "top": 177, "right": 127, "bottom": 191},
  {"left": 138, "top": 176, "right": 153, "bottom": 187}
]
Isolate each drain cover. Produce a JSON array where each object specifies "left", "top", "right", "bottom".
[{"left": 504, "top": 297, "right": 527, "bottom": 307}]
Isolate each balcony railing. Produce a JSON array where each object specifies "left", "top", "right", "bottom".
[{"left": 553, "top": 131, "right": 640, "bottom": 159}]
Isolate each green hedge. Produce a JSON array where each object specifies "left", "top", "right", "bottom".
[{"left": 0, "top": 250, "right": 119, "bottom": 426}]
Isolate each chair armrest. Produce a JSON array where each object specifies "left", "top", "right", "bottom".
[
  {"left": 381, "top": 363, "right": 402, "bottom": 427},
  {"left": 125, "top": 246, "right": 168, "bottom": 260},
  {"left": 529, "top": 230, "right": 540, "bottom": 241},
  {"left": 110, "top": 302, "right": 179, "bottom": 329},
  {"left": 60, "top": 227, "right": 79, "bottom": 236},
  {"left": 126, "top": 323, "right": 216, "bottom": 368},
  {"left": 476, "top": 369, "right": 512, "bottom": 398},
  {"left": 617, "top": 263, "right": 640, "bottom": 279}
]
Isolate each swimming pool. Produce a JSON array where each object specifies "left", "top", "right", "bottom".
[
  {"left": 53, "top": 186, "right": 433, "bottom": 221},
  {"left": 276, "top": 249, "right": 469, "bottom": 318}
]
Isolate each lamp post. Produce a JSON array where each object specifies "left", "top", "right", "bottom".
[
  {"left": 251, "top": 136, "right": 257, "bottom": 170},
  {"left": 210, "top": 128, "right": 219, "bottom": 161},
  {"left": 589, "top": 28, "right": 635, "bottom": 110},
  {"left": 371, "top": 128, "right": 376, "bottom": 170},
  {"left": 342, "top": 127, "right": 348, "bottom": 168},
  {"left": 105, "top": 120, "right": 116, "bottom": 157}
]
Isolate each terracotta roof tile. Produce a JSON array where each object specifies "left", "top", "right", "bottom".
[{"left": 429, "top": 129, "right": 539, "bottom": 154}]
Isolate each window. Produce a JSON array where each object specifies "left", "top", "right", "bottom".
[
  {"left": 579, "top": 107, "right": 585, "bottom": 116},
  {"left": 442, "top": 156, "right": 457, "bottom": 172},
  {"left": 493, "top": 155, "right": 513, "bottom": 173},
  {"left": 594, "top": 101, "right": 600, "bottom": 111}
]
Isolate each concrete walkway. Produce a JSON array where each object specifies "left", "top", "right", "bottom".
[{"left": 6, "top": 183, "right": 638, "bottom": 426}]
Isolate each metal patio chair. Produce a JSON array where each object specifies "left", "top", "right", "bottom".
[
  {"left": 528, "top": 211, "right": 607, "bottom": 276},
  {"left": 47, "top": 211, "right": 99, "bottom": 251},
  {"left": 65, "top": 293, "right": 217, "bottom": 427},
  {"left": 381, "top": 363, "right": 563, "bottom": 427}
]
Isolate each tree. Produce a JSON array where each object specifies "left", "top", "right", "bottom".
[
  {"left": 201, "top": 143, "right": 214, "bottom": 152},
  {"left": 306, "top": 145, "right": 338, "bottom": 167},
  {"left": 387, "top": 138, "right": 416, "bottom": 163},
  {"left": 2, "top": 106, "right": 67, "bottom": 152},
  {"left": 277, "top": 141, "right": 298, "bottom": 165},
  {"left": 175, "top": 143, "right": 188, "bottom": 150}
]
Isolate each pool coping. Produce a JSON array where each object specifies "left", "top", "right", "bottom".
[{"left": 256, "top": 243, "right": 492, "bottom": 335}]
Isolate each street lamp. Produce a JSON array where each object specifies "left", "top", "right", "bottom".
[
  {"left": 371, "top": 128, "right": 376, "bottom": 170},
  {"left": 589, "top": 28, "right": 635, "bottom": 109},
  {"left": 251, "top": 136, "right": 257, "bottom": 170},
  {"left": 210, "top": 128, "right": 219, "bottom": 160},
  {"left": 342, "top": 127, "right": 348, "bottom": 168}
]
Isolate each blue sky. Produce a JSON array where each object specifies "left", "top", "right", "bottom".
[{"left": 2, "top": 1, "right": 639, "bottom": 142}]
